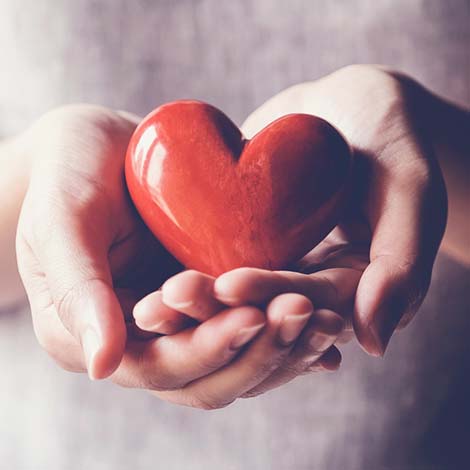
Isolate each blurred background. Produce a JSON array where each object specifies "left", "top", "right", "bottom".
[{"left": 0, "top": 1, "right": 469, "bottom": 469}]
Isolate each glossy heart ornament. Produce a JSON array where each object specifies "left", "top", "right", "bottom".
[{"left": 125, "top": 100, "right": 352, "bottom": 276}]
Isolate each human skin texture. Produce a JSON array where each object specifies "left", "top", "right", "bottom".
[{"left": 1, "top": 65, "right": 466, "bottom": 408}]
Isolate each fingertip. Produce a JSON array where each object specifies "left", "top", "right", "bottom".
[
  {"left": 161, "top": 270, "right": 213, "bottom": 307},
  {"left": 271, "top": 292, "right": 313, "bottom": 311},
  {"left": 160, "top": 270, "right": 222, "bottom": 321},
  {"left": 311, "top": 309, "right": 345, "bottom": 336},
  {"left": 79, "top": 282, "right": 127, "bottom": 380},
  {"left": 217, "top": 305, "right": 266, "bottom": 330},
  {"left": 213, "top": 267, "right": 253, "bottom": 305},
  {"left": 133, "top": 291, "right": 186, "bottom": 333},
  {"left": 82, "top": 326, "right": 125, "bottom": 380},
  {"left": 352, "top": 311, "right": 386, "bottom": 357},
  {"left": 87, "top": 346, "right": 122, "bottom": 380},
  {"left": 353, "top": 260, "right": 421, "bottom": 357},
  {"left": 214, "top": 268, "right": 287, "bottom": 306},
  {"left": 317, "top": 346, "right": 342, "bottom": 371},
  {"left": 266, "top": 292, "right": 313, "bottom": 323}
]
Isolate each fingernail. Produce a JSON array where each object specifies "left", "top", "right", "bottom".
[
  {"left": 369, "top": 311, "right": 401, "bottom": 357},
  {"left": 162, "top": 297, "right": 194, "bottom": 310},
  {"left": 150, "top": 319, "right": 176, "bottom": 333},
  {"left": 278, "top": 312, "right": 312, "bottom": 346},
  {"left": 368, "top": 324, "right": 389, "bottom": 357},
  {"left": 230, "top": 323, "right": 265, "bottom": 350},
  {"left": 81, "top": 327, "right": 101, "bottom": 380},
  {"left": 309, "top": 332, "right": 334, "bottom": 353},
  {"left": 215, "top": 295, "right": 242, "bottom": 306}
]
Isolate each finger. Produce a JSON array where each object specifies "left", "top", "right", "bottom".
[
  {"left": 355, "top": 151, "right": 447, "bottom": 356},
  {"left": 214, "top": 268, "right": 290, "bottom": 306},
  {"left": 163, "top": 293, "right": 313, "bottom": 409},
  {"left": 243, "top": 309, "right": 344, "bottom": 396},
  {"left": 274, "top": 293, "right": 314, "bottom": 347},
  {"left": 161, "top": 270, "right": 224, "bottom": 321},
  {"left": 125, "top": 321, "right": 159, "bottom": 341},
  {"left": 113, "top": 288, "right": 160, "bottom": 340},
  {"left": 214, "top": 266, "right": 361, "bottom": 323},
  {"left": 282, "top": 269, "right": 362, "bottom": 325},
  {"left": 134, "top": 290, "right": 191, "bottom": 334},
  {"left": 316, "top": 345, "right": 342, "bottom": 371},
  {"left": 16, "top": 236, "right": 85, "bottom": 372},
  {"left": 112, "top": 306, "right": 266, "bottom": 391},
  {"left": 18, "top": 202, "right": 126, "bottom": 380}
]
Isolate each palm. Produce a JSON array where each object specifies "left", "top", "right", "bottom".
[
  {"left": 33, "top": 106, "right": 181, "bottom": 318},
  {"left": 71, "top": 114, "right": 183, "bottom": 312},
  {"left": 109, "top": 205, "right": 182, "bottom": 311}
]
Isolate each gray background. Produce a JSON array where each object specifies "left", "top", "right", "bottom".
[{"left": 0, "top": 1, "right": 469, "bottom": 469}]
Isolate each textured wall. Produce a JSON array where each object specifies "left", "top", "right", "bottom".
[{"left": 0, "top": 1, "right": 469, "bottom": 469}]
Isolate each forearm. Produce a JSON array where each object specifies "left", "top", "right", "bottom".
[{"left": 0, "top": 134, "right": 30, "bottom": 307}]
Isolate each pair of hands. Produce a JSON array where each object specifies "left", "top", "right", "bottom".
[{"left": 16, "top": 65, "right": 446, "bottom": 409}]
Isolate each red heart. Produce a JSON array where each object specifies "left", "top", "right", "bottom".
[{"left": 125, "top": 100, "right": 352, "bottom": 276}]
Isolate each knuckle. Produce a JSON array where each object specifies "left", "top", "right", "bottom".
[
  {"left": 393, "top": 158, "right": 435, "bottom": 191},
  {"left": 190, "top": 392, "right": 234, "bottom": 411},
  {"left": 54, "top": 284, "right": 83, "bottom": 331},
  {"left": 406, "top": 160, "right": 433, "bottom": 185},
  {"left": 194, "top": 353, "right": 224, "bottom": 373},
  {"left": 54, "top": 278, "right": 108, "bottom": 334},
  {"left": 338, "top": 65, "right": 405, "bottom": 103},
  {"left": 143, "top": 376, "right": 180, "bottom": 392},
  {"left": 136, "top": 342, "right": 187, "bottom": 392},
  {"left": 30, "top": 307, "right": 59, "bottom": 355},
  {"left": 301, "top": 363, "right": 325, "bottom": 374},
  {"left": 241, "top": 389, "right": 264, "bottom": 399},
  {"left": 277, "top": 360, "right": 305, "bottom": 377},
  {"left": 34, "top": 104, "right": 121, "bottom": 138},
  {"left": 138, "top": 363, "right": 181, "bottom": 393},
  {"left": 33, "top": 324, "right": 56, "bottom": 356},
  {"left": 246, "top": 354, "right": 286, "bottom": 383},
  {"left": 51, "top": 354, "right": 85, "bottom": 374},
  {"left": 33, "top": 321, "right": 84, "bottom": 373}
]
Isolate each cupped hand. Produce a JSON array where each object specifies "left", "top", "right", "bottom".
[
  {"left": 241, "top": 65, "right": 447, "bottom": 355},
  {"left": 136, "top": 65, "right": 447, "bottom": 359},
  {"left": 16, "top": 105, "right": 183, "bottom": 379},
  {"left": 132, "top": 205, "right": 371, "bottom": 407},
  {"left": 15, "top": 105, "right": 342, "bottom": 410},
  {"left": 132, "top": 268, "right": 345, "bottom": 407}
]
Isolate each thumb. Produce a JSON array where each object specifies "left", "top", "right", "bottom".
[
  {"left": 31, "top": 209, "right": 127, "bottom": 380},
  {"left": 354, "top": 150, "right": 446, "bottom": 356}
]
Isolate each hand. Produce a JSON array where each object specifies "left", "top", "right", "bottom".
[
  {"left": 239, "top": 65, "right": 447, "bottom": 355},
  {"left": 15, "top": 105, "right": 342, "bottom": 410},
  {"left": 16, "top": 105, "right": 184, "bottom": 379},
  {"left": 132, "top": 268, "right": 345, "bottom": 406},
  {"left": 131, "top": 198, "right": 371, "bottom": 406}
]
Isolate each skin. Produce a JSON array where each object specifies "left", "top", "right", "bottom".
[{"left": 0, "top": 65, "right": 468, "bottom": 409}]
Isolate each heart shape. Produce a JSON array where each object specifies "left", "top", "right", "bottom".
[{"left": 125, "top": 100, "right": 352, "bottom": 276}]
